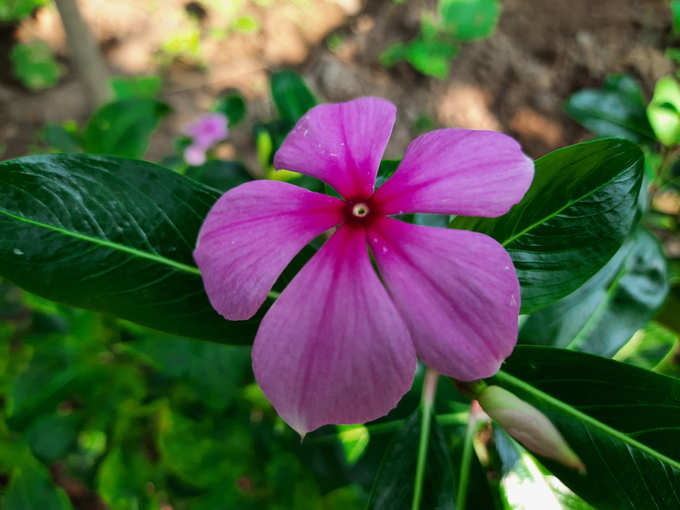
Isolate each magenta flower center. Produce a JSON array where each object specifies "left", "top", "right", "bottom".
[{"left": 344, "top": 197, "right": 378, "bottom": 225}]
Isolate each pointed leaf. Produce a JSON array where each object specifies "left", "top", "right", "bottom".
[
  {"left": 0, "top": 154, "right": 262, "bottom": 343},
  {"left": 519, "top": 227, "right": 669, "bottom": 356},
  {"left": 494, "top": 346, "right": 680, "bottom": 510},
  {"left": 453, "top": 138, "right": 644, "bottom": 313}
]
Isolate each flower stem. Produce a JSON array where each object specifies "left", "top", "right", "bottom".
[
  {"left": 411, "top": 368, "right": 439, "bottom": 510},
  {"left": 456, "top": 402, "right": 485, "bottom": 510}
]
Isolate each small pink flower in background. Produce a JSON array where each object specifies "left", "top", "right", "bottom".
[
  {"left": 194, "top": 97, "right": 534, "bottom": 436},
  {"left": 183, "top": 112, "right": 229, "bottom": 166}
]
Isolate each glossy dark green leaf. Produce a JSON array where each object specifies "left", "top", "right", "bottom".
[
  {"left": 82, "top": 99, "right": 171, "bottom": 158},
  {"left": 214, "top": 92, "right": 247, "bottom": 126},
  {"left": 0, "top": 154, "right": 263, "bottom": 343},
  {"left": 519, "top": 227, "right": 669, "bottom": 356},
  {"left": 368, "top": 410, "right": 455, "bottom": 510},
  {"left": 493, "top": 346, "right": 680, "bottom": 510},
  {"left": 185, "top": 159, "right": 252, "bottom": 192},
  {"left": 270, "top": 70, "right": 317, "bottom": 124},
  {"left": 453, "top": 138, "right": 644, "bottom": 313},
  {"left": 565, "top": 75, "right": 655, "bottom": 144}
]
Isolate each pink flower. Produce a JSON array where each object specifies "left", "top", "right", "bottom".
[
  {"left": 194, "top": 97, "right": 534, "bottom": 435},
  {"left": 183, "top": 113, "right": 229, "bottom": 166}
]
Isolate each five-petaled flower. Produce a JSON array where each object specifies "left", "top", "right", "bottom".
[
  {"left": 194, "top": 97, "right": 534, "bottom": 436},
  {"left": 183, "top": 112, "right": 229, "bottom": 166}
]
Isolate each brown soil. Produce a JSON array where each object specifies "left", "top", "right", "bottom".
[{"left": 0, "top": 0, "right": 673, "bottom": 167}]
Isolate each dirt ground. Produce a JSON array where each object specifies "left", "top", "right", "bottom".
[{"left": 0, "top": 0, "right": 674, "bottom": 168}]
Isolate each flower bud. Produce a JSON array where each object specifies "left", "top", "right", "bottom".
[{"left": 478, "top": 385, "right": 585, "bottom": 473}]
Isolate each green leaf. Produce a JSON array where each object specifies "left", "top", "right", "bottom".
[
  {"left": 493, "top": 346, "right": 680, "bottom": 510},
  {"left": 647, "top": 76, "right": 680, "bottom": 146},
  {"left": 4, "top": 461, "right": 74, "bottom": 510},
  {"left": 0, "top": 154, "right": 262, "bottom": 343},
  {"left": 97, "top": 446, "right": 159, "bottom": 510},
  {"left": 10, "top": 40, "right": 60, "bottom": 92},
  {"left": 614, "top": 321, "right": 680, "bottom": 372},
  {"left": 214, "top": 91, "right": 247, "bottom": 126},
  {"left": 41, "top": 122, "right": 81, "bottom": 153},
  {"left": 439, "top": 0, "right": 501, "bottom": 41},
  {"left": 270, "top": 70, "right": 317, "bottom": 124},
  {"left": 185, "top": 159, "right": 252, "bottom": 192},
  {"left": 519, "top": 227, "right": 669, "bottom": 356},
  {"left": 492, "top": 427, "right": 595, "bottom": 510},
  {"left": 110, "top": 75, "right": 162, "bottom": 100},
  {"left": 0, "top": 0, "right": 49, "bottom": 21},
  {"left": 83, "top": 99, "right": 171, "bottom": 158},
  {"left": 672, "top": 0, "right": 680, "bottom": 35},
  {"left": 25, "top": 413, "right": 78, "bottom": 462},
  {"left": 564, "top": 74, "right": 656, "bottom": 144},
  {"left": 367, "top": 410, "right": 455, "bottom": 510},
  {"left": 380, "top": 36, "right": 458, "bottom": 79},
  {"left": 453, "top": 138, "right": 644, "bottom": 313}
]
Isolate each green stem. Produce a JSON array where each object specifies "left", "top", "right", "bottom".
[
  {"left": 456, "top": 407, "right": 484, "bottom": 510},
  {"left": 411, "top": 368, "right": 439, "bottom": 510}
]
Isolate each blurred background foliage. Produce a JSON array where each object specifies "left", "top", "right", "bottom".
[{"left": 1, "top": 0, "right": 680, "bottom": 509}]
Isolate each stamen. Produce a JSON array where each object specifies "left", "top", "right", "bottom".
[{"left": 352, "top": 203, "right": 370, "bottom": 218}]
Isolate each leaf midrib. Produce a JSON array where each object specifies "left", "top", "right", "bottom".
[
  {"left": 0, "top": 207, "right": 202, "bottom": 276},
  {"left": 501, "top": 153, "right": 639, "bottom": 248},
  {"left": 494, "top": 370, "right": 680, "bottom": 471}
]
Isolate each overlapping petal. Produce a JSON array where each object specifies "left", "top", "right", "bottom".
[
  {"left": 193, "top": 180, "right": 344, "bottom": 321},
  {"left": 252, "top": 225, "right": 417, "bottom": 435},
  {"left": 373, "top": 129, "right": 534, "bottom": 217},
  {"left": 273, "top": 97, "right": 396, "bottom": 199},
  {"left": 368, "top": 217, "right": 520, "bottom": 381}
]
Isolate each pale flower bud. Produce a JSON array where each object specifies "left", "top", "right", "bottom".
[{"left": 478, "top": 385, "right": 585, "bottom": 473}]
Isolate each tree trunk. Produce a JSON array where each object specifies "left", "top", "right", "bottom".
[{"left": 54, "top": 0, "right": 111, "bottom": 109}]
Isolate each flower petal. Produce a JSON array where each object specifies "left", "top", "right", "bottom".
[
  {"left": 252, "top": 225, "right": 416, "bottom": 435},
  {"left": 273, "top": 97, "right": 396, "bottom": 199},
  {"left": 194, "top": 180, "right": 344, "bottom": 320},
  {"left": 373, "top": 129, "right": 534, "bottom": 217},
  {"left": 368, "top": 218, "right": 520, "bottom": 381}
]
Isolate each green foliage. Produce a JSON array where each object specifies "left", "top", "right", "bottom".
[
  {"left": 439, "top": 0, "right": 501, "bottom": 41},
  {"left": 565, "top": 74, "right": 656, "bottom": 144},
  {"left": 4, "top": 461, "right": 74, "bottom": 510},
  {"left": 368, "top": 410, "right": 455, "bottom": 510},
  {"left": 83, "top": 99, "right": 170, "bottom": 158},
  {"left": 0, "top": 154, "right": 263, "bottom": 342},
  {"left": 381, "top": 0, "right": 499, "bottom": 78},
  {"left": 454, "top": 138, "right": 645, "bottom": 313},
  {"left": 270, "top": 70, "right": 318, "bottom": 125},
  {"left": 647, "top": 76, "right": 680, "bottom": 146},
  {"left": 0, "top": 0, "right": 49, "bottom": 22},
  {"left": 10, "top": 40, "right": 60, "bottom": 92},
  {"left": 672, "top": 0, "right": 680, "bottom": 35},
  {"left": 496, "top": 346, "right": 680, "bottom": 510},
  {"left": 519, "top": 227, "right": 669, "bottom": 356},
  {"left": 110, "top": 75, "right": 163, "bottom": 100},
  {"left": 214, "top": 91, "right": 247, "bottom": 126}
]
